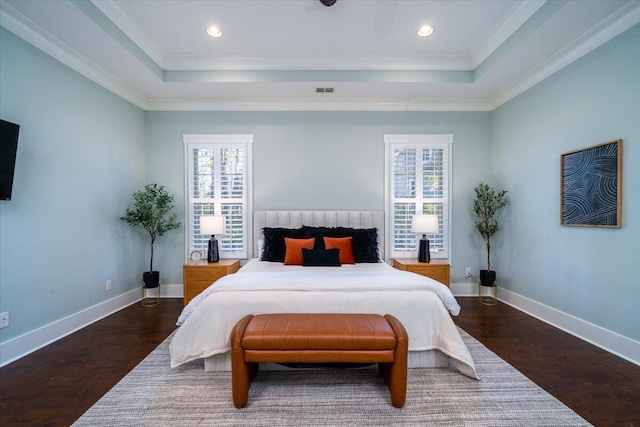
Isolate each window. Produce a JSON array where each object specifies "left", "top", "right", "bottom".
[
  {"left": 385, "top": 134, "right": 452, "bottom": 260},
  {"left": 184, "top": 134, "right": 253, "bottom": 259}
]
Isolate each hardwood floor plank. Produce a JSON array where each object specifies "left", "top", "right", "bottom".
[
  {"left": 0, "top": 297, "right": 638, "bottom": 426},
  {"left": 453, "top": 298, "right": 640, "bottom": 427},
  {"left": 0, "top": 299, "right": 183, "bottom": 427}
]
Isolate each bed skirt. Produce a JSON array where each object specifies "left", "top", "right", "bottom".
[{"left": 204, "top": 349, "right": 449, "bottom": 371}]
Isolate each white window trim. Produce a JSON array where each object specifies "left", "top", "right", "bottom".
[
  {"left": 183, "top": 134, "right": 253, "bottom": 261},
  {"left": 384, "top": 134, "right": 452, "bottom": 262}
]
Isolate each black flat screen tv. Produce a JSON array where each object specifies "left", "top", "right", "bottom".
[{"left": 0, "top": 119, "right": 20, "bottom": 201}]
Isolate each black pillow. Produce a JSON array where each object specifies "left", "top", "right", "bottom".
[
  {"left": 302, "top": 248, "right": 341, "bottom": 267},
  {"left": 301, "top": 226, "right": 380, "bottom": 263},
  {"left": 300, "top": 226, "right": 332, "bottom": 250},
  {"left": 261, "top": 227, "right": 305, "bottom": 262},
  {"left": 345, "top": 227, "right": 380, "bottom": 263}
]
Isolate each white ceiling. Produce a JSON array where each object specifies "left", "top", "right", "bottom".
[{"left": 1, "top": 0, "right": 639, "bottom": 111}]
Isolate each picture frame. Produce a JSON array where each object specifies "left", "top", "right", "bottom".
[{"left": 560, "top": 139, "right": 622, "bottom": 228}]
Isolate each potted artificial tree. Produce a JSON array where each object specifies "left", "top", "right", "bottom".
[
  {"left": 121, "top": 184, "right": 181, "bottom": 290},
  {"left": 472, "top": 182, "right": 508, "bottom": 287}
]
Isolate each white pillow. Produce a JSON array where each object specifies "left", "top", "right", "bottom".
[{"left": 257, "top": 239, "right": 264, "bottom": 259}]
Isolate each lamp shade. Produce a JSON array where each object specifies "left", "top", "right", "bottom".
[
  {"left": 200, "top": 215, "right": 225, "bottom": 235},
  {"left": 411, "top": 214, "right": 439, "bottom": 234}
]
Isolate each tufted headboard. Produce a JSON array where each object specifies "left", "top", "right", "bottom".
[{"left": 253, "top": 210, "right": 385, "bottom": 260}]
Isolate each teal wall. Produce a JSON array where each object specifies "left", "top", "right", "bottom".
[
  {"left": 0, "top": 29, "right": 146, "bottom": 343},
  {"left": 491, "top": 24, "right": 640, "bottom": 340},
  {"left": 145, "top": 111, "right": 492, "bottom": 285}
]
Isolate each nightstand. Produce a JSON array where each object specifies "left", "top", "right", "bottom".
[
  {"left": 392, "top": 258, "right": 450, "bottom": 287},
  {"left": 183, "top": 259, "right": 240, "bottom": 305}
]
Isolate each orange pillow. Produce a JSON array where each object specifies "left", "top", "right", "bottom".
[
  {"left": 323, "top": 236, "right": 355, "bottom": 264},
  {"left": 283, "top": 238, "right": 315, "bottom": 265}
]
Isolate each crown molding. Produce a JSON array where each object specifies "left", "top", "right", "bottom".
[
  {"left": 91, "top": 0, "right": 167, "bottom": 68},
  {"left": 470, "top": 0, "right": 547, "bottom": 67},
  {"left": 163, "top": 54, "right": 473, "bottom": 72},
  {"left": 163, "top": 69, "right": 474, "bottom": 84},
  {"left": 0, "top": 2, "right": 148, "bottom": 109},
  {"left": 489, "top": 0, "right": 640, "bottom": 109},
  {"left": 144, "top": 97, "right": 493, "bottom": 112}
]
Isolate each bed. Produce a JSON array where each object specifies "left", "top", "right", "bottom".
[{"left": 170, "top": 211, "right": 477, "bottom": 378}]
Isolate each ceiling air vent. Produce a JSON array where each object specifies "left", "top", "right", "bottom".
[{"left": 316, "top": 88, "right": 335, "bottom": 93}]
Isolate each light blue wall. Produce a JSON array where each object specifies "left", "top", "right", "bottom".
[
  {"left": 0, "top": 29, "right": 147, "bottom": 342},
  {"left": 5, "top": 17, "right": 637, "bottom": 357},
  {"left": 491, "top": 24, "right": 640, "bottom": 340},
  {"left": 145, "top": 111, "right": 492, "bottom": 284}
]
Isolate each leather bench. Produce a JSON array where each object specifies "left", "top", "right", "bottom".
[{"left": 231, "top": 313, "right": 408, "bottom": 408}]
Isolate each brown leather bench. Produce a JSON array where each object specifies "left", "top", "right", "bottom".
[{"left": 231, "top": 313, "right": 408, "bottom": 408}]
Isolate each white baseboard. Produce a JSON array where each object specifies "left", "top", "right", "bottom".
[
  {"left": 498, "top": 287, "right": 639, "bottom": 366},
  {"left": 450, "top": 282, "right": 477, "bottom": 296},
  {"left": 160, "top": 283, "right": 183, "bottom": 299},
  {"left": 451, "top": 282, "right": 639, "bottom": 366},
  {"left": 0, "top": 289, "right": 140, "bottom": 367},
  {"left": 0, "top": 284, "right": 186, "bottom": 367}
]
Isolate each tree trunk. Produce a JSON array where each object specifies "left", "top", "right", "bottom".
[{"left": 150, "top": 241, "right": 154, "bottom": 272}]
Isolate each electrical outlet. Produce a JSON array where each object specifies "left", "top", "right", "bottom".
[
  {"left": 106, "top": 280, "right": 112, "bottom": 291},
  {"left": 0, "top": 312, "right": 9, "bottom": 329},
  {"left": 465, "top": 267, "right": 472, "bottom": 278}
]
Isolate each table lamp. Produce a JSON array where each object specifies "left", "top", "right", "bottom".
[
  {"left": 200, "top": 215, "right": 225, "bottom": 263},
  {"left": 411, "top": 214, "right": 439, "bottom": 263}
]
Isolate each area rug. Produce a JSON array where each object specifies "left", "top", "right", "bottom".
[{"left": 73, "top": 329, "right": 590, "bottom": 426}]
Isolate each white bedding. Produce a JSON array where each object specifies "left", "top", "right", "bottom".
[{"left": 170, "top": 259, "right": 477, "bottom": 378}]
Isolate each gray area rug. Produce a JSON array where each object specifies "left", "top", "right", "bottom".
[{"left": 74, "top": 329, "right": 590, "bottom": 426}]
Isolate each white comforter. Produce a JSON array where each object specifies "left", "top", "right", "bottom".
[{"left": 170, "top": 260, "right": 477, "bottom": 378}]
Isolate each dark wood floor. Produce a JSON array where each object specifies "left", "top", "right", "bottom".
[
  {"left": 454, "top": 298, "right": 640, "bottom": 427},
  {"left": 0, "top": 297, "right": 638, "bottom": 426}
]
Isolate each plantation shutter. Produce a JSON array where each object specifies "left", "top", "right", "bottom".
[
  {"left": 385, "top": 134, "right": 451, "bottom": 260},
  {"left": 184, "top": 134, "right": 253, "bottom": 259}
]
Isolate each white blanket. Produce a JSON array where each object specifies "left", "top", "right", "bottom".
[{"left": 170, "top": 260, "right": 477, "bottom": 378}]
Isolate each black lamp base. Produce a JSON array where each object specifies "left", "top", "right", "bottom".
[
  {"left": 208, "top": 237, "right": 219, "bottom": 263},
  {"left": 418, "top": 237, "right": 430, "bottom": 263}
]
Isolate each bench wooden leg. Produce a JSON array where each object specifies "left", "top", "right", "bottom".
[
  {"left": 231, "top": 315, "right": 254, "bottom": 408},
  {"left": 384, "top": 314, "right": 408, "bottom": 408}
]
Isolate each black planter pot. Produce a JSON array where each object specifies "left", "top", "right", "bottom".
[
  {"left": 479, "top": 270, "right": 496, "bottom": 287},
  {"left": 142, "top": 271, "right": 160, "bottom": 289}
]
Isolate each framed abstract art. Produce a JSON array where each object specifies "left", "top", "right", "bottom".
[{"left": 561, "top": 139, "right": 622, "bottom": 228}]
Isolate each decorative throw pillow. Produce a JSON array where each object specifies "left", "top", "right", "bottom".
[
  {"left": 261, "top": 227, "right": 305, "bottom": 262},
  {"left": 301, "top": 226, "right": 380, "bottom": 263},
  {"left": 345, "top": 227, "right": 380, "bottom": 263},
  {"left": 323, "top": 236, "right": 355, "bottom": 264},
  {"left": 300, "top": 226, "right": 333, "bottom": 250},
  {"left": 302, "top": 248, "right": 341, "bottom": 267},
  {"left": 283, "top": 237, "right": 315, "bottom": 265}
]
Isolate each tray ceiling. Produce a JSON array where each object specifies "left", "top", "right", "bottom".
[{"left": 1, "top": 0, "right": 638, "bottom": 111}]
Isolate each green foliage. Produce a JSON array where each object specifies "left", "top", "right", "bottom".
[
  {"left": 472, "top": 182, "right": 508, "bottom": 272},
  {"left": 121, "top": 184, "right": 181, "bottom": 272}
]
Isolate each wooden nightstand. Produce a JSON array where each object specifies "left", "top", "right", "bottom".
[
  {"left": 183, "top": 259, "right": 240, "bottom": 305},
  {"left": 392, "top": 258, "right": 450, "bottom": 287}
]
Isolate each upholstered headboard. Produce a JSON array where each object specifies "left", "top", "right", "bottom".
[{"left": 253, "top": 210, "right": 385, "bottom": 260}]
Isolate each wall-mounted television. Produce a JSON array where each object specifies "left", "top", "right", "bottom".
[{"left": 0, "top": 119, "right": 20, "bottom": 201}]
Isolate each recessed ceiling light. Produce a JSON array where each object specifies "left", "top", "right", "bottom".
[
  {"left": 206, "top": 25, "right": 223, "bottom": 38},
  {"left": 418, "top": 25, "right": 434, "bottom": 37}
]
